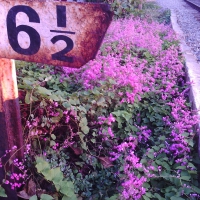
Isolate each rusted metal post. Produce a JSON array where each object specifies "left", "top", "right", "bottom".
[{"left": 0, "top": 58, "right": 23, "bottom": 199}]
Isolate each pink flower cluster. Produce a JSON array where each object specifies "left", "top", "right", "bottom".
[
  {"left": 19, "top": 16, "right": 198, "bottom": 199},
  {"left": 167, "top": 97, "right": 198, "bottom": 160},
  {"left": 98, "top": 114, "right": 115, "bottom": 126},
  {"left": 64, "top": 18, "right": 195, "bottom": 199},
  {"left": 110, "top": 137, "right": 146, "bottom": 199}
]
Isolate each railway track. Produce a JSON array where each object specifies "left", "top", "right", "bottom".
[{"left": 185, "top": 0, "right": 200, "bottom": 10}]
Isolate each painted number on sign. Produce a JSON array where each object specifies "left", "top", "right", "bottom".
[{"left": 6, "top": 5, "right": 74, "bottom": 62}]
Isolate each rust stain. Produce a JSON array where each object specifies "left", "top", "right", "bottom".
[{"left": 0, "top": 1, "right": 113, "bottom": 68}]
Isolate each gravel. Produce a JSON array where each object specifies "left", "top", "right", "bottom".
[{"left": 155, "top": 0, "right": 200, "bottom": 62}]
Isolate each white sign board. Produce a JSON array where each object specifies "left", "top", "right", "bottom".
[{"left": 0, "top": 0, "right": 112, "bottom": 68}]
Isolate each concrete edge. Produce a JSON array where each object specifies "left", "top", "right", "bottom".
[{"left": 170, "top": 10, "right": 200, "bottom": 155}]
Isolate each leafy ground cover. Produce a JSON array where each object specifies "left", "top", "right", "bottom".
[{"left": 0, "top": 2, "right": 200, "bottom": 200}]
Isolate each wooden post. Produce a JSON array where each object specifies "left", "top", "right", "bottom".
[{"left": 0, "top": 58, "right": 24, "bottom": 199}]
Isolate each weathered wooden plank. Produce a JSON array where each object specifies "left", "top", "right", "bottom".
[{"left": 0, "top": 58, "right": 23, "bottom": 199}]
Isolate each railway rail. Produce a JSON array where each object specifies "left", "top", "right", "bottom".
[{"left": 185, "top": 0, "right": 200, "bottom": 10}]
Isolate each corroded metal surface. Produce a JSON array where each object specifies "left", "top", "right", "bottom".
[{"left": 0, "top": 1, "right": 112, "bottom": 68}]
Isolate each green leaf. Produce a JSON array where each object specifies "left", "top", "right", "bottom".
[
  {"left": 51, "top": 109, "right": 63, "bottom": 123},
  {"left": 91, "top": 138, "right": 96, "bottom": 143},
  {"left": 60, "top": 181, "right": 76, "bottom": 197},
  {"left": 159, "top": 136, "right": 166, "bottom": 141},
  {"left": 147, "top": 153, "right": 154, "bottom": 159},
  {"left": 181, "top": 170, "right": 191, "bottom": 181},
  {"left": 55, "top": 183, "right": 61, "bottom": 191},
  {"left": 175, "top": 166, "right": 186, "bottom": 170},
  {"left": 97, "top": 97, "right": 106, "bottom": 106},
  {"left": 49, "top": 94, "right": 60, "bottom": 101},
  {"left": 78, "top": 132, "right": 87, "bottom": 150},
  {"left": 188, "top": 139, "right": 194, "bottom": 147},
  {"left": 40, "top": 194, "right": 54, "bottom": 200},
  {"left": 77, "top": 105, "right": 87, "bottom": 113},
  {"left": 165, "top": 186, "right": 174, "bottom": 193},
  {"left": 50, "top": 140, "right": 56, "bottom": 147},
  {"left": 170, "top": 197, "right": 184, "bottom": 200},
  {"left": 188, "top": 162, "right": 196, "bottom": 169},
  {"left": 112, "top": 111, "right": 132, "bottom": 121},
  {"left": 145, "top": 192, "right": 152, "bottom": 197},
  {"left": 160, "top": 170, "right": 170, "bottom": 178},
  {"left": 157, "top": 153, "right": 167, "bottom": 160},
  {"left": 162, "top": 161, "right": 171, "bottom": 170},
  {"left": 62, "top": 195, "right": 77, "bottom": 200},
  {"left": 35, "top": 156, "right": 50, "bottom": 173},
  {"left": 165, "top": 192, "right": 176, "bottom": 198},
  {"left": 143, "top": 195, "right": 150, "bottom": 200},
  {"left": 180, "top": 176, "right": 191, "bottom": 181},
  {"left": 49, "top": 167, "right": 64, "bottom": 184},
  {"left": 68, "top": 98, "right": 80, "bottom": 105},
  {"left": 44, "top": 76, "right": 52, "bottom": 82},
  {"left": 62, "top": 196, "right": 70, "bottom": 200},
  {"left": 153, "top": 146, "right": 160, "bottom": 151},
  {"left": 62, "top": 102, "right": 71, "bottom": 108},
  {"left": 81, "top": 125, "right": 89, "bottom": 134},
  {"left": 79, "top": 117, "right": 87, "bottom": 127},
  {"left": 192, "top": 186, "right": 200, "bottom": 194},
  {"left": 143, "top": 183, "right": 150, "bottom": 189},
  {"left": 149, "top": 116, "right": 155, "bottom": 122},
  {"left": 141, "top": 159, "right": 147, "bottom": 164},
  {"left": 122, "top": 112, "right": 132, "bottom": 121},
  {"left": 188, "top": 170, "right": 197, "bottom": 174},
  {"left": 181, "top": 132, "right": 189, "bottom": 137},
  {"left": 51, "top": 116, "right": 61, "bottom": 123},
  {"left": 106, "top": 195, "right": 119, "bottom": 200},
  {"left": 155, "top": 160, "right": 162, "bottom": 165},
  {"left": 170, "top": 177, "right": 181, "bottom": 186},
  {"left": 62, "top": 181, "right": 74, "bottom": 190},
  {"left": 25, "top": 91, "right": 31, "bottom": 104},
  {"left": 183, "top": 187, "right": 194, "bottom": 195},
  {"left": 37, "top": 86, "right": 52, "bottom": 96},
  {"left": 30, "top": 195, "right": 38, "bottom": 200},
  {"left": 154, "top": 193, "right": 165, "bottom": 200},
  {"left": 23, "top": 77, "right": 35, "bottom": 86},
  {"left": 62, "top": 191, "right": 77, "bottom": 199},
  {"left": 40, "top": 100, "right": 47, "bottom": 107},
  {"left": 0, "top": 186, "right": 7, "bottom": 197},
  {"left": 51, "top": 134, "right": 56, "bottom": 140}
]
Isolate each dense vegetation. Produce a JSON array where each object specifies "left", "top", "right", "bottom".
[{"left": 0, "top": 1, "right": 199, "bottom": 200}]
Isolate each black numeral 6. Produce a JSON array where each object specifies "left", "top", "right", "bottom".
[{"left": 6, "top": 5, "right": 41, "bottom": 55}]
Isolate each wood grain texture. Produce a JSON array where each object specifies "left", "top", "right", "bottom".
[{"left": 0, "top": 58, "right": 23, "bottom": 199}]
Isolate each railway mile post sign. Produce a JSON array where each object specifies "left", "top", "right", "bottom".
[
  {"left": 0, "top": 0, "right": 112, "bottom": 68},
  {"left": 0, "top": 0, "right": 112, "bottom": 198}
]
